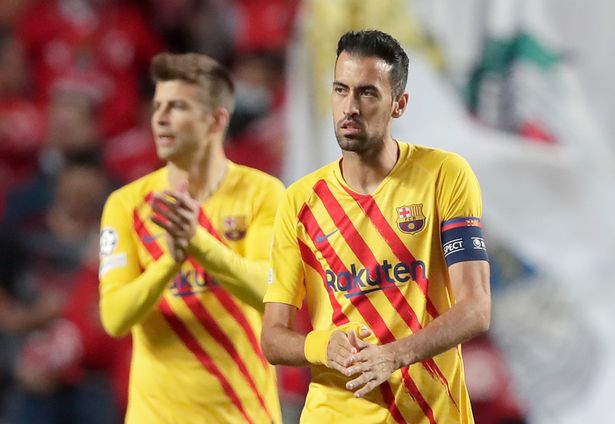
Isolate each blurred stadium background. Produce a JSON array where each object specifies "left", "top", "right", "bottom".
[{"left": 0, "top": 0, "right": 613, "bottom": 423}]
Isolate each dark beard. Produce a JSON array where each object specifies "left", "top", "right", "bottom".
[{"left": 335, "top": 130, "right": 384, "bottom": 156}]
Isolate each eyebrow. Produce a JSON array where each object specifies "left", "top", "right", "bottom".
[{"left": 333, "top": 81, "right": 379, "bottom": 92}]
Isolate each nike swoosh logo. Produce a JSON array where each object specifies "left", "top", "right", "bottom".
[
  {"left": 316, "top": 229, "right": 339, "bottom": 243},
  {"left": 143, "top": 233, "right": 165, "bottom": 244}
]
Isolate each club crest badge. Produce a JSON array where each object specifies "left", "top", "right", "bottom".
[
  {"left": 222, "top": 216, "right": 247, "bottom": 241},
  {"left": 396, "top": 204, "right": 426, "bottom": 234}
]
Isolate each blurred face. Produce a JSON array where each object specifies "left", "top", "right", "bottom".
[
  {"left": 332, "top": 52, "right": 398, "bottom": 154},
  {"left": 151, "top": 80, "right": 212, "bottom": 163},
  {"left": 47, "top": 94, "right": 97, "bottom": 153},
  {"left": 54, "top": 166, "right": 107, "bottom": 225}
]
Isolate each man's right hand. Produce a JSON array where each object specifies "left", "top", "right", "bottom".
[{"left": 326, "top": 325, "right": 372, "bottom": 374}]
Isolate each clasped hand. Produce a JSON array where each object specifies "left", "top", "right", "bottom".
[
  {"left": 326, "top": 327, "right": 400, "bottom": 398},
  {"left": 150, "top": 189, "right": 200, "bottom": 263}
]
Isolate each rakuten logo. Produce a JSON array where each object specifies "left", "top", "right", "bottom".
[{"left": 325, "top": 260, "right": 426, "bottom": 298}]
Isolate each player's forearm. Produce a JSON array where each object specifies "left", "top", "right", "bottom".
[
  {"left": 261, "top": 323, "right": 309, "bottom": 366},
  {"left": 100, "top": 255, "right": 181, "bottom": 337},
  {"left": 390, "top": 297, "right": 490, "bottom": 368},
  {"left": 188, "top": 228, "right": 268, "bottom": 311}
]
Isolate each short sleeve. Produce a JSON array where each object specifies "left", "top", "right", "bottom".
[
  {"left": 436, "top": 154, "right": 488, "bottom": 265},
  {"left": 263, "top": 189, "right": 306, "bottom": 308},
  {"left": 436, "top": 153, "right": 483, "bottom": 222}
]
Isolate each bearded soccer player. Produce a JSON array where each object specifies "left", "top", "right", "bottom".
[
  {"left": 261, "top": 30, "right": 490, "bottom": 423},
  {"left": 98, "top": 53, "right": 283, "bottom": 423}
]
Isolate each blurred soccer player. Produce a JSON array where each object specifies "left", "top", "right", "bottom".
[
  {"left": 262, "top": 30, "right": 490, "bottom": 423},
  {"left": 98, "top": 53, "right": 283, "bottom": 423}
]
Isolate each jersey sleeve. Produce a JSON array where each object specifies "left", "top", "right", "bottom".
[
  {"left": 99, "top": 191, "right": 142, "bottom": 284},
  {"left": 436, "top": 154, "right": 488, "bottom": 265},
  {"left": 99, "top": 191, "right": 180, "bottom": 337},
  {"left": 187, "top": 176, "right": 285, "bottom": 311},
  {"left": 263, "top": 188, "right": 306, "bottom": 308}
]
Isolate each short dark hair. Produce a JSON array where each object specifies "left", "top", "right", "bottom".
[
  {"left": 336, "top": 30, "right": 409, "bottom": 97},
  {"left": 150, "top": 52, "right": 235, "bottom": 112}
]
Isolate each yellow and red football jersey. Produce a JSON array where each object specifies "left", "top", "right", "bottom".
[
  {"left": 100, "top": 161, "right": 283, "bottom": 424},
  {"left": 265, "top": 141, "right": 487, "bottom": 424}
]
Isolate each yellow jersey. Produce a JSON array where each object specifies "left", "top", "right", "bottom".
[
  {"left": 265, "top": 141, "right": 486, "bottom": 424},
  {"left": 99, "top": 161, "right": 283, "bottom": 424}
]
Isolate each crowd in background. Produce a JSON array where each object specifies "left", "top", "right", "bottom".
[
  {"left": 0, "top": 1, "right": 528, "bottom": 423},
  {"left": 0, "top": 1, "right": 298, "bottom": 422}
]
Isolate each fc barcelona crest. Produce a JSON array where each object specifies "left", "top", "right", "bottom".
[
  {"left": 396, "top": 204, "right": 426, "bottom": 234},
  {"left": 222, "top": 216, "right": 247, "bottom": 241}
]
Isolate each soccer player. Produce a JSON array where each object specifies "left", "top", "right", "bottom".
[
  {"left": 261, "top": 30, "right": 490, "bottom": 423},
  {"left": 98, "top": 53, "right": 283, "bottom": 423}
]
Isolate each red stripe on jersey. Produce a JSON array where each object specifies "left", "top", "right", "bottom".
[
  {"left": 313, "top": 180, "right": 449, "bottom": 419},
  {"left": 198, "top": 209, "right": 224, "bottom": 241},
  {"left": 298, "top": 203, "right": 406, "bottom": 421},
  {"left": 297, "top": 238, "right": 349, "bottom": 326},
  {"left": 159, "top": 298, "right": 254, "bottom": 424},
  {"left": 188, "top": 257, "right": 269, "bottom": 368},
  {"left": 179, "top": 288, "right": 273, "bottom": 422},
  {"left": 341, "top": 186, "right": 458, "bottom": 410},
  {"left": 342, "top": 187, "right": 440, "bottom": 319},
  {"left": 196, "top": 210, "right": 269, "bottom": 368},
  {"left": 314, "top": 180, "right": 422, "bottom": 334},
  {"left": 133, "top": 208, "right": 163, "bottom": 260},
  {"left": 380, "top": 382, "right": 408, "bottom": 424},
  {"left": 401, "top": 367, "right": 437, "bottom": 424}
]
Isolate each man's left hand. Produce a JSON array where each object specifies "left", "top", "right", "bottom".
[
  {"left": 151, "top": 189, "right": 199, "bottom": 247},
  {"left": 345, "top": 332, "right": 400, "bottom": 398}
]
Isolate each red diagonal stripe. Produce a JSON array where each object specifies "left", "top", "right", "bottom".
[
  {"left": 339, "top": 185, "right": 458, "bottom": 410},
  {"left": 380, "top": 381, "right": 408, "bottom": 424},
  {"left": 196, "top": 210, "right": 269, "bottom": 367},
  {"left": 159, "top": 298, "right": 254, "bottom": 424},
  {"left": 198, "top": 209, "right": 224, "bottom": 242},
  {"left": 180, "top": 291, "right": 273, "bottom": 422},
  {"left": 298, "top": 202, "right": 406, "bottom": 423},
  {"left": 138, "top": 201, "right": 271, "bottom": 422},
  {"left": 401, "top": 367, "right": 437, "bottom": 424},
  {"left": 188, "top": 257, "right": 268, "bottom": 368},
  {"left": 133, "top": 208, "right": 163, "bottom": 260},
  {"left": 298, "top": 205, "right": 391, "bottom": 340},
  {"left": 297, "top": 237, "right": 349, "bottom": 326},
  {"left": 314, "top": 180, "right": 423, "bottom": 334},
  {"left": 342, "top": 187, "right": 440, "bottom": 319},
  {"left": 311, "top": 180, "right": 444, "bottom": 421}
]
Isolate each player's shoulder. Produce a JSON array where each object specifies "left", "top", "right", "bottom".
[
  {"left": 286, "top": 160, "right": 338, "bottom": 200},
  {"left": 403, "top": 142, "right": 472, "bottom": 174},
  {"left": 230, "top": 161, "right": 285, "bottom": 192},
  {"left": 105, "top": 167, "right": 166, "bottom": 208}
]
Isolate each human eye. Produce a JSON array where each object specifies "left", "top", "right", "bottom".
[
  {"left": 171, "top": 100, "right": 189, "bottom": 110},
  {"left": 333, "top": 85, "right": 347, "bottom": 95},
  {"left": 360, "top": 88, "right": 377, "bottom": 97}
]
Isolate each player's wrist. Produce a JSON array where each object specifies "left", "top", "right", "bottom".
[
  {"left": 389, "top": 339, "right": 415, "bottom": 369},
  {"left": 304, "top": 329, "right": 330, "bottom": 366}
]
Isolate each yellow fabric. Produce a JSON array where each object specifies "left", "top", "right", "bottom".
[
  {"left": 100, "top": 161, "right": 284, "bottom": 424},
  {"left": 304, "top": 322, "right": 367, "bottom": 366},
  {"left": 265, "top": 141, "right": 480, "bottom": 423}
]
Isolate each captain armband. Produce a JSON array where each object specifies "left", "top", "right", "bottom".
[{"left": 441, "top": 217, "right": 489, "bottom": 266}]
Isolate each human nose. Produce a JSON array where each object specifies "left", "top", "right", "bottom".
[
  {"left": 343, "top": 92, "right": 360, "bottom": 117},
  {"left": 154, "top": 105, "right": 170, "bottom": 126}
]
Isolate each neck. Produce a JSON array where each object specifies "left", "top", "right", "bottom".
[
  {"left": 167, "top": 137, "right": 228, "bottom": 202},
  {"left": 340, "top": 137, "right": 399, "bottom": 194}
]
